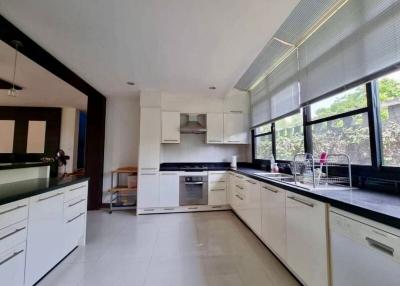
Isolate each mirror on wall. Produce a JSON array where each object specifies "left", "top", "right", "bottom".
[{"left": 0, "top": 40, "right": 88, "bottom": 177}]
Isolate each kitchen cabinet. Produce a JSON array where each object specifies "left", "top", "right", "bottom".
[
  {"left": 25, "top": 190, "right": 65, "bottom": 286},
  {"left": 159, "top": 172, "right": 179, "bottom": 207},
  {"left": 232, "top": 174, "right": 246, "bottom": 218},
  {"left": 138, "top": 172, "right": 160, "bottom": 208},
  {"left": 138, "top": 107, "right": 161, "bottom": 171},
  {"left": 261, "top": 183, "right": 287, "bottom": 261},
  {"left": 227, "top": 172, "right": 236, "bottom": 205},
  {"left": 206, "top": 113, "right": 224, "bottom": 144},
  {"left": 286, "top": 192, "right": 329, "bottom": 286},
  {"left": 161, "top": 111, "right": 180, "bottom": 143},
  {"left": 243, "top": 177, "right": 261, "bottom": 236},
  {"left": 223, "top": 90, "right": 250, "bottom": 114},
  {"left": 208, "top": 171, "right": 227, "bottom": 206},
  {"left": 223, "top": 113, "right": 248, "bottom": 144},
  {"left": 0, "top": 243, "right": 26, "bottom": 286}
]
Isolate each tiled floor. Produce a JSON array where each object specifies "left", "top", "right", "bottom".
[{"left": 37, "top": 210, "right": 300, "bottom": 286}]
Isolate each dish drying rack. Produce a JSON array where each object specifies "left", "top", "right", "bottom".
[{"left": 291, "top": 153, "right": 352, "bottom": 189}]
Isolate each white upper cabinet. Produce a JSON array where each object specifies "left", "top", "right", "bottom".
[
  {"left": 161, "top": 111, "right": 180, "bottom": 144},
  {"left": 206, "top": 113, "right": 224, "bottom": 144},
  {"left": 286, "top": 193, "right": 329, "bottom": 286},
  {"left": 223, "top": 89, "right": 250, "bottom": 114},
  {"left": 223, "top": 113, "right": 248, "bottom": 144},
  {"left": 138, "top": 107, "right": 161, "bottom": 171}
]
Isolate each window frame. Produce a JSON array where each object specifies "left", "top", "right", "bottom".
[{"left": 252, "top": 123, "right": 275, "bottom": 165}]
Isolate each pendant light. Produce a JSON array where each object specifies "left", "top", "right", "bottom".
[{"left": 8, "top": 40, "right": 23, "bottom": 97}]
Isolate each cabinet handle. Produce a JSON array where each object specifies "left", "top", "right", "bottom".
[
  {"left": 161, "top": 173, "right": 178, "bottom": 175},
  {"left": 366, "top": 237, "right": 394, "bottom": 256},
  {"left": 212, "top": 206, "right": 222, "bottom": 209},
  {"left": 235, "top": 185, "right": 244, "bottom": 190},
  {"left": 141, "top": 168, "right": 157, "bottom": 170},
  {"left": 164, "top": 139, "right": 179, "bottom": 142},
  {"left": 68, "top": 199, "right": 86, "bottom": 208},
  {"left": 230, "top": 111, "right": 243, "bottom": 114},
  {"left": 144, "top": 208, "right": 155, "bottom": 211},
  {"left": 235, "top": 175, "right": 243, "bottom": 179},
  {"left": 0, "top": 227, "right": 26, "bottom": 241},
  {"left": 0, "top": 249, "right": 24, "bottom": 266},
  {"left": 287, "top": 196, "right": 314, "bottom": 208},
  {"left": 67, "top": 212, "right": 85, "bottom": 223},
  {"left": 211, "top": 189, "right": 225, "bottom": 191},
  {"left": 262, "top": 186, "right": 278, "bottom": 193},
  {"left": 0, "top": 205, "right": 27, "bottom": 215},
  {"left": 235, "top": 194, "right": 243, "bottom": 200},
  {"left": 208, "top": 140, "right": 222, "bottom": 143},
  {"left": 163, "top": 208, "right": 175, "bottom": 211},
  {"left": 141, "top": 173, "right": 157, "bottom": 176},
  {"left": 38, "top": 192, "right": 63, "bottom": 202},
  {"left": 69, "top": 186, "right": 85, "bottom": 192},
  {"left": 188, "top": 207, "right": 198, "bottom": 210},
  {"left": 228, "top": 140, "right": 241, "bottom": 143},
  {"left": 185, "top": 182, "right": 203, "bottom": 185},
  {"left": 246, "top": 180, "right": 256, "bottom": 185}
]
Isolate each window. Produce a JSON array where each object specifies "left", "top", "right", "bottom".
[
  {"left": 308, "top": 86, "right": 371, "bottom": 165},
  {"left": 275, "top": 112, "right": 304, "bottom": 161},
  {"left": 254, "top": 124, "right": 273, "bottom": 160},
  {"left": 376, "top": 70, "right": 400, "bottom": 167}
]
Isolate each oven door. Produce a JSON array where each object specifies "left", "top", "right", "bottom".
[{"left": 179, "top": 176, "right": 208, "bottom": 206}]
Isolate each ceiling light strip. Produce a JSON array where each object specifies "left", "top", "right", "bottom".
[{"left": 249, "top": 0, "right": 350, "bottom": 91}]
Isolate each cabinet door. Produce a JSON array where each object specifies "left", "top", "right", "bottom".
[
  {"left": 159, "top": 172, "right": 179, "bottom": 207},
  {"left": 261, "top": 183, "right": 287, "bottom": 261},
  {"left": 0, "top": 243, "right": 26, "bottom": 286},
  {"left": 206, "top": 113, "right": 224, "bottom": 144},
  {"left": 26, "top": 190, "right": 65, "bottom": 286},
  {"left": 138, "top": 172, "right": 160, "bottom": 208},
  {"left": 286, "top": 193, "right": 329, "bottom": 286},
  {"left": 162, "top": 111, "right": 180, "bottom": 143},
  {"left": 223, "top": 113, "right": 248, "bottom": 144},
  {"left": 233, "top": 175, "right": 246, "bottom": 218},
  {"left": 227, "top": 173, "right": 236, "bottom": 205},
  {"left": 208, "top": 182, "right": 227, "bottom": 205},
  {"left": 139, "top": 108, "right": 161, "bottom": 170},
  {"left": 243, "top": 178, "right": 261, "bottom": 236}
]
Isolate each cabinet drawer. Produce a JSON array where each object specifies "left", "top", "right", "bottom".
[
  {"left": 209, "top": 173, "right": 227, "bottom": 183},
  {"left": 209, "top": 182, "right": 226, "bottom": 192},
  {"left": 0, "top": 199, "right": 28, "bottom": 231},
  {"left": 0, "top": 221, "right": 27, "bottom": 255},
  {"left": 64, "top": 198, "right": 87, "bottom": 222},
  {"left": 64, "top": 182, "right": 88, "bottom": 203},
  {"left": 0, "top": 242, "right": 26, "bottom": 286},
  {"left": 64, "top": 212, "right": 86, "bottom": 255}
]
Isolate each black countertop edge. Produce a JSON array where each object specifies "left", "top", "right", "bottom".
[
  {"left": 0, "top": 162, "right": 50, "bottom": 171},
  {"left": 0, "top": 176, "right": 89, "bottom": 206},
  {"left": 233, "top": 168, "right": 400, "bottom": 230},
  {"left": 159, "top": 162, "right": 252, "bottom": 171}
]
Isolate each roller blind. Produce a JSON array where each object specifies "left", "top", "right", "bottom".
[
  {"left": 250, "top": 80, "right": 270, "bottom": 127},
  {"left": 299, "top": 0, "right": 400, "bottom": 104}
]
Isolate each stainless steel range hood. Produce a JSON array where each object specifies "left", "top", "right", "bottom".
[{"left": 180, "top": 114, "right": 207, "bottom": 134}]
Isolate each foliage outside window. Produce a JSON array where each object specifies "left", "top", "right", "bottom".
[
  {"left": 275, "top": 112, "right": 304, "bottom": 160},
  {"left": 310, "top": 86, "right": 367, "bottom": 120},
  {"left": 377, "top": 70, "right": 400, "bottom": 167},
  {"left": 254, "top": 124, "right": 272, "bottom": 160},
  {"left": 309, "top": 86, "right": 371, "bottom": 165}
]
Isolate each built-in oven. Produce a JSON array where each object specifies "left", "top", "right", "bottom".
[{"left": 179, "top": 173, "right": 208, "bottom": 206}]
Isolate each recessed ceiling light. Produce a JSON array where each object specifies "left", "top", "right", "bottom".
[
  {"left": 126, "top": 81, "right": 135, "bottom": 86},
  {"left": 209, "top": 86, "right": 216, "bottom": 90}
]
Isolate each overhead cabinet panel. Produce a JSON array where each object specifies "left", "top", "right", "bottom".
[
  {"left": 138, "top": 107, "right": 161, "bottom": 170},
  {"left": 206, "top": 113, "right": 224, "bottom": 144},
  {"left": 161, "top": 111, "right": 180, "bottom": 143},
  {"left": 223, "top": 113, "right": 248, "bottom": 144}
]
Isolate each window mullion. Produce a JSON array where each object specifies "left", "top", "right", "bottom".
[
  {"left": 303, "top": 106, "right": 312, "bottom": 154},
  {"left": 272, "top": 123, "right": 276, "bottom": 159}
]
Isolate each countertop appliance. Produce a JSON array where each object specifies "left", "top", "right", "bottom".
[
  {"left": 179, "top": 172, "right": 208, "bottom": 206},
  {"left": 330, "top": 208, "right": 400, "bottom": 286}
]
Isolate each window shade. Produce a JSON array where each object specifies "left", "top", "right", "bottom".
[
  {"left": 299, "top": 0, "right": 400, "bottom": 105},
  {"left": 250, "top": 80, "right": 270, "bottom": 127}
]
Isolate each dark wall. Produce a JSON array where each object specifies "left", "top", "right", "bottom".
[{"left": 0, "top": 106, "right": 61, "bottom": 162}]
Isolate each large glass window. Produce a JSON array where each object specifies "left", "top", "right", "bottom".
[
  {"left": 377, "top": 70, "right": 400, "bottom": 167},
  {"left": 254, "top": 124, "right": 273, "bottom": 160},
  {"left": 275, "top": 112, "right": 304, "bottom": 160},
  {"left": 309, "top": 86, "right": 371, "bottom": 165}
]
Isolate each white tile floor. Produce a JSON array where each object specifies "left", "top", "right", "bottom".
[{"left": 37, "top": 210, "right": 300, "bottom": 286}]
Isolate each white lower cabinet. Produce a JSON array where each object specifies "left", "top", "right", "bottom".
[
  {"left": 261, "top": 183, "right": 287, "bottom": 261},
  {"left": 243, "top": 178, "right": 261, "bottom": 236},
  {"left": 232, "top": 175, "right": 246, "bottom": 217},
  {"left": 286, "top": 192, "right": 329, "bottom": 286},
  {"left": 159, "top": 172, "right": 179, "bottom": 207},
  {"left": 0, "top": 243, "right": 26, "bottom": 286},
  {"left": 208, "top": 171, "right": 227, "bottom": 206},
  {"left": 138, "top": 172, "right": 160, "bottom": 208},
  {"left": 227, "top": 172, "right": 236, "bottom": 205}
]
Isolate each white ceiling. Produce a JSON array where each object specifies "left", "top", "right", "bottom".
[
  {"left": 0, "top": 0, "right": 299, "bottom": 98},
  {"left": 0, "top": 41, "right": 87, "bottom": 110}
]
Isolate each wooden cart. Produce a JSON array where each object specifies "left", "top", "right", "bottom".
[{"left": 108, "top": 166, "right": 137, "bottom": 213}]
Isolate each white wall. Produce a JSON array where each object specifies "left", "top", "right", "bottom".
[
  {"left": 103, "top": 96, "right": 140, "bottom": 201},
  {"left": 161, "top": 134, "right": 249, "bottom": 163},
  {"left": 59, "top": 108, "right": 79, "bottom": 173}
]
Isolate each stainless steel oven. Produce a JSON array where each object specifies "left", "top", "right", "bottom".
[{"left": 179, "top": 173, "right": 208, "bottom": 206}]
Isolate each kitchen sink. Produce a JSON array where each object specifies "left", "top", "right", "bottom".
[{"left": 254, "top": 172, "right": 292, "bottom": 178}]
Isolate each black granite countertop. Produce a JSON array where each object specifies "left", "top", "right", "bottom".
[
  {"left": 0, "top": 161, "right": 50, "bottom": 171},
  {"left": 234, "top": 167, "right": 400, "bottom": 229},
  {"left": 0, "top": 175, "right": 89, "bottom": 206}
]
